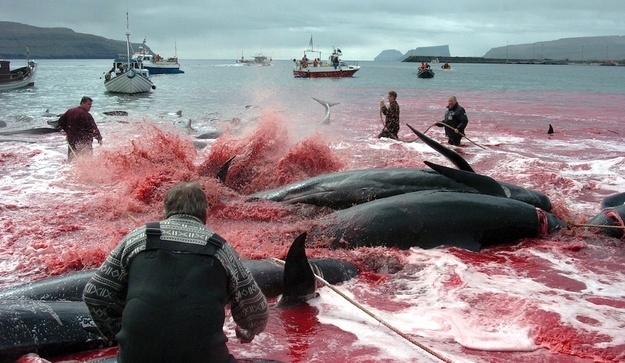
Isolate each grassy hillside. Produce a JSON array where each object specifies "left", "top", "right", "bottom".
[{"left": 0, "top": 21, "right": 149, "bottom": 59}]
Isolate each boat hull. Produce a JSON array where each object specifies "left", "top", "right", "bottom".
[
  {"left": 104, "top": 69, "right": 155, "bottom": 94},
  {"left": 293, "top": 67, "right": 359, "bottom": 78},
  {"left": 417, "top": 68, "right": 435, "bottom": 78},
  {"left": 144, "top": 65, "right": 184, "bottom": 74},
  {"left": 0, "top": 61, "right": 37, "bottom": 91}
]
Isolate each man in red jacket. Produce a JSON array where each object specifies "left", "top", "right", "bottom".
[{"left": 57, "top": 96, "right": 102, "bottom": 161}]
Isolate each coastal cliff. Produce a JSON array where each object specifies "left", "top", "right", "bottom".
[{"left": 0, "top": 21, "right": 149, "bottom": 59}]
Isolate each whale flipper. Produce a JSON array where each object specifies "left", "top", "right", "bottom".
[{"left": 424, "top": 160, "right": 507, "bottom": 197}]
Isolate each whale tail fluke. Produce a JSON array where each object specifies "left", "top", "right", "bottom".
[
  {"left": 311, "top": 97, "right": 340, "bottom": 108},
  {"left": 312, "top": 97, "right": 340, "bottom": 124},
  {"left": 277, "top": 232, "right": 318, "bottom": 308},
  {"left": 185, "top": 118, "right": 196, "bottom": 131}
]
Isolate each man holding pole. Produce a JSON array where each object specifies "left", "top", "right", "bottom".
[{"left": 437, "top": 95, "right": 468, "bottom": 146}]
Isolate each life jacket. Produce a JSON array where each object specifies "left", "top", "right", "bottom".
[{"left": 116, "top": 222, "right": 235, "bottom": 363}]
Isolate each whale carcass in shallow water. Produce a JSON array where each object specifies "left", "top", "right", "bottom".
[
  {"left": 0, "top": 126, "right": 61, "bottom": 136},
  {"left": 585, "top": 192, "right": 625, "bottom": 239},
  {"left": 0, "top": 233, "right": 357, "bottom": 361},
  {"left": 309, "top": 189, "right": 565, "bottom": 251},
  {"left": 247, "top": 129, "right": 552, "bottom": 212}
]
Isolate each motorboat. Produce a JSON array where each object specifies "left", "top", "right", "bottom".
[
  {"left": 293, "top": 36, "right": 360, "bottom": 78},
  {"left": 417, "top": 67, "right": 435, "bottom": 79},
  {"left": 103, "top": 13, "right": 156, "bottom": 94},
  {"left": 441, "top": 62, "right": 452, "bottom": 70},
  {"left": 0, "top": 57, "right": 37, "bottom": 91},
  {"left": 236, "top": 52, "right": 272, "bottom": 66},
  {"left": 132, "top": 41, "right": 184, "bottom": 74}
]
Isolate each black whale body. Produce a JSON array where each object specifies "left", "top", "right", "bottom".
[
  {"left": 248, "top": 167, "right": 552, "bottom": 212},
  {"left": 0, "top": 234, "right": 358, "bottom": 362},
  {"left": 310, "top": 190, "right": 565, "bottom": 251}
]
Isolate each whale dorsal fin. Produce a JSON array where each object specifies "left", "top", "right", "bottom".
[
  {"left": 216, "top": 156, "right": 236, "bottom": 183},
  {"left": 277, "top": 232, "right": 318, "bottom": 308}
]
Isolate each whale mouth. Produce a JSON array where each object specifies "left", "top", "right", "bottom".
[
  {"left": 603, "top": 210, "right": 625, "bottom": 239},
  {"left": 536, "top": 208, "right": 549, "bottom": 236}
]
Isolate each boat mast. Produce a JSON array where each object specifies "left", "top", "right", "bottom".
[{"left": 125, "top": 12, "right": 131, "bottom": 69}]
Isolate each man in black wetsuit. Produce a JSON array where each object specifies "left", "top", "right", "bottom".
[
  {"left": 438, "top": 95, "right": 469, "bottom": 146},
  {"left": 83, "top": 182, "right": 268, "bottom": 363}
]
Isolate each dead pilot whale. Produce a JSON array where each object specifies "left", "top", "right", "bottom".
[
  {"left": 586, "top": 192, "right": 625, "bottom": 239},
  {"left": 0, "top": 126, "right": 61, "bottom": 136},
  {"left": 0, "top": 233, "right": 358, "bottom": 361},
  {"left": 247, "top": 128, "right": 552, "bottom": 211},
  {"left": 309, "top": 188, "right": 565, "bottom": 251}
]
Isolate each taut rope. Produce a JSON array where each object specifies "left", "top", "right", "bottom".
[{"left": 272, "top": 258, "right": 453, "bottom": 363}]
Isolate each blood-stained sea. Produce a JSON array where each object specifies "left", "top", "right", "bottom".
[{"left": 2, "top": 77, "right": 625, "bottom": 362}]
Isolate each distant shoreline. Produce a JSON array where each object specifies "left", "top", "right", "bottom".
[{"left": 403, "top": 56, "right": 623, "bottom": 66}]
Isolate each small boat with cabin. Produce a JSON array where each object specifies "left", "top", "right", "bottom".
[
  {"left": 0, "top": 55, "right": 37, "bottom": 91},
  {"left": 132, "top": 41, "right": 184, "bottom": 74},
  {"left": 236, "top": 52, "right": 272, "bottom": 66},
  {"left": 293, "top": 37, "right": 360, "bottom": 78},
  {"left": 104, "top": 13, "right": 156, "bottom": 94}
]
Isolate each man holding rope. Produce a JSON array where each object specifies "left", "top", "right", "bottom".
[
  {"left": 437, "top": 95, "right": 468, "bottom": 146},
  {"left": 378, "top": 90, "right": 400, "bottom": 139}
]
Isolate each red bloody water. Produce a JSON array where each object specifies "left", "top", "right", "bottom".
[{"left": 2, "top": 89, "right": 625, "bottom": 363}]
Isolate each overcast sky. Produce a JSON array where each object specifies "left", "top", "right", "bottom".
[{"left": 3, "top": 0, "right": 624, "bottom": 60}]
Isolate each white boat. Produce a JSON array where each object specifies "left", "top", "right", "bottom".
[
  {"left": 293, "top": 36, "right": 360, "bottom": 78},
  {"left": 236, "top": 52, "right": 272, "bottom": 66},
  {"left": 103, "top": 13, "right": 156, "bottom": 94},
  {"left": 132, "top": 41, "right": 184, "bottom": 74},
  {"left": 0, "top": 56, "right": 37, "bottom": 91}
]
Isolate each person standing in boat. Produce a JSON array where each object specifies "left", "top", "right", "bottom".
[
  {"left": 378, "top": 91, "right": 400, "bottom": 139},
  {"left": 437, "top": 95, "right": 469, "bottom": 146},
  {"left": 83, "top": 182, "right": 269, "bottom": 363},
  {"left": 57, "top": 96, "right": 102, "bottom": 161}
]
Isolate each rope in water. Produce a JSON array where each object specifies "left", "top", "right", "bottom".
[
  {"left": 567, "top": 222, "right": 625, "bottom": 230},
  {"left": 272, "top": 258, "right": 453, "bottom": 363}
]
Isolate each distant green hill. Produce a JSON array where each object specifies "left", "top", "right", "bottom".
[
  {"left": 0, "top": 21, "right": 150, "bottom": 59},
  {"left": 484, "top": 35, "right": 625, "bottom": 62}
]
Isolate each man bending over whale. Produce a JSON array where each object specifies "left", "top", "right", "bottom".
[{"left": 83, "top": 182, "right": 268, "bottom": 363}]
